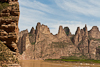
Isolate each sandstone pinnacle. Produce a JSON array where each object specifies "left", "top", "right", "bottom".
[
  {"left": 75, "top": 27, "right": 80, "bottom": 35},
  {"left": 83, "top": 24, "right": 88, "bottom": 36},
  {"left": 30, "top": 27, "right": 35, "bottom": 34}
]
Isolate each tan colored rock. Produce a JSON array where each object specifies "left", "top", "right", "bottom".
[
  {"left": 73, "top": 27, "right": 82, "bottom": 45},
  {"left": 30, "top": 27, "right": 35, "bottom": 34},
  {"left": 18, "top": 24, "right": 100, "bottom": 60},
  {"left": 18, "top": 29, "right": 31, "bottom": 54},
  {"left": 83, "top": 24, "right": 88, "bottom": 36},
  {"left": 73, "top": 25, "right": 88, "bottom": 46},
  {"left": 56, "top": 26, "right": 72, "bottom": 43},
  {"left": 18, "top": 23, "right": 80, "bottom": 60},
  {"left": 88, "top": 26, "right": 100, "bottom": 39},
  {"left": 0, "top": 0, "right": 20, "bottom": 53}
]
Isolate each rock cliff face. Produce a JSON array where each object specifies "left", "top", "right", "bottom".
[
  {"left": 0, "top": 41, "right": 21, "bottom": 67},
  {"left": 72, "top": 25, "right": 100, "bottom": 59},
  {"left": 18, "top": 29, "right": 31, "bottom": 54},
  {"left": 18, "top": 23, "right": 100, "bottom": 60},
  {"left": 0, "top": 0, "right": 20, "bottom": 52},
  {"left": 18, "top": 23, "right": 80, "bottom": 60}
]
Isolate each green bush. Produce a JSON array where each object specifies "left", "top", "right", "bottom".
[
  {"left": 2, "top": 65, "right": 7, "bottom": 67},
  {"left": 0, "top": 2, "right": 9, "bottom": 11},
  {"left": 60, "top": 55, "right": 88, "bottom": 60},
  {"left": 31, "top": 42, "right": 35, "bottom": 45}
]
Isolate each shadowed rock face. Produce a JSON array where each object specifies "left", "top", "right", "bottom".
[
  {"left": 64, "top": 27, "right": 71, "bottom": 36},
  {"left": 0, "top": 0, "right": 20, "bottom": 52},
  {"left": 18, "top": 29, "right": 31, "bottom": 54}
]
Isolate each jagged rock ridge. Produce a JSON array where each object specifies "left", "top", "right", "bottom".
[
  {"left": 18, "top": 23, "right": 100, "bottom": 60},
  {"left": 18, "top": 23, "right": 80, "bottom": 60}
]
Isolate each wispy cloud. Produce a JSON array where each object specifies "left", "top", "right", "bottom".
[
  {"left": 55, "top": 0, "right": 100, "bottom": 17},
  {"left": 19, "top": 0, "right": 55, "bottom": 14}
]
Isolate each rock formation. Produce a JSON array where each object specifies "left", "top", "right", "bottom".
[
  {"left": 88, "top": 26, "right": 100, "bottom": 39},
  {"left": 64, "top": 27, "right": 72, "bottom": 37},
  {"left": 0, "top": 0, "right": 20, "bottom": 53},
  {"left": 30, "top": 27, "right": 35, "bottom": 34},
  {"left": 18, "top": 29, "right": 31, "bottom": 54},
  {"left": 73, "top": 27, "right": 82, "bottom": 45},
  {"left": 0, "top": 41, "right": 21, "bottom": 67},
  {"left": 18, "top": 23, "right": 80, "bottom": 60},
  {"left": 29, "top": 27, "right": 36, "bottom": 45},
  {"left": 73, "top": 25, "right": 88, "bottom": 46},
  {"left": 18, "top": 23, "right": 100, "bottom": 60}
]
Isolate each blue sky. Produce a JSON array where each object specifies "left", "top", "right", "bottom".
[{"left": 18, "top": 0, "right": 100, "bottom": 34}]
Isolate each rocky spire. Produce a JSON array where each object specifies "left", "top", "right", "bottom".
[
  {"left": 73, "top": 27, "right": 82, "bottom": 45},
  {"left": 58, "top": 26, "right": 64, "bottom": 34},
  {"left": 80, "top": 29, "right": 85, "bottom": 37},
  {"left": 56, "top": 26, "right": 72, "bottom": 43},
  {"left": 83, "top": 24, "right": 88, "bottom": 36},
  {"left": 64, "top": 27, "right": 71, "bottom": 36},
  {"left": 30, "top": 27, "right": 35, "bottom": 34},
  {"left": 57, "top": 26, "right": 68, "bottom": 38},
  {"left": 35, "top": 22, "right": 41, "bottom": 35}
]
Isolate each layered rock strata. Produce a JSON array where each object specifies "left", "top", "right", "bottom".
[{"left": 0, "top": 0, "right": 20, "bottom": 52}]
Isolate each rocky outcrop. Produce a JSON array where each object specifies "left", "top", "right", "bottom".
[
  {"left": 56, "top": 26, "right": 72, "bottom": 43},
  {"left": 29, "top": 27, "right": 36, "bottom": 45},
  {"left": 18, "top": 23, "right": 100, "bottom": 60},
  {"left": 34, "top": 23, "right": 72, "bottom": 44},
  {"left": 0, "top": 0, "right": 20, "bottom": 53},
  {"left": 88, "top": 26, "right": 100, "bottom": 39},
  {"left": 73, "top": 27, "right": 82, "bottom": 45},
  {"left": 64, "top": 27, "right": 72, "bottom": 37},
  {"left": 73, "top": 25, "right": 88, "bottom": 46},
  {"left": 0, "top": 41, "right": 20, "bottom": 67},
  {"left": 30, "top": 27, "right": 35, "bottom": 34},
  {"left": 18, "top": 29, "right": 31, "bottom": 54},
  {"left": 73, "top": 25, "right": 100, "bottom": 59},
  {"left": 72, "top": 25, "right": 89, "bottom": 57},
  {"left": 18, "top": 23, "right": 80, "bottom": 60}
]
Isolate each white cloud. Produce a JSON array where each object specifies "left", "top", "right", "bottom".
[
  {"left": 55, "top": 0, "right": 100, "bottom": 17},
  {"left": 18, "top": 0, "right": 54, "bottom": 14}
]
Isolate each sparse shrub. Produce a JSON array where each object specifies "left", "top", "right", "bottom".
[
  {"left": 0, "top": 2, "right": 9, "bottom": 11},
  {"left": 2, "top": 65, "right": 7, "bottom": 67},
  {"left": 31, "top": 42, "right": 35, "bottom": 45}
]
